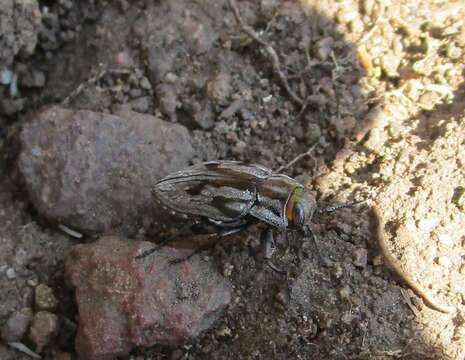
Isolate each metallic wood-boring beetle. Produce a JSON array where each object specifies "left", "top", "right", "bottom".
[{"left": 137, "top": 160, "right": 322, "bottom": 273}]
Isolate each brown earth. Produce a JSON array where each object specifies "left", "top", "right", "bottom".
[{"left": 1, "top": 0, "right": 465, "bottom": 359}]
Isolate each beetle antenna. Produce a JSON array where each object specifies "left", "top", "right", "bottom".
[{"left": 316, "top": 199, "right": 365, "bottom": 214}]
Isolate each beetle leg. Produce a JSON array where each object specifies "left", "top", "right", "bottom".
[
  {"left": 169, "top": 223, "right": 251, "bottom": 265},
  {"left": 261, "top": 228, "right": 286, "bottom": 275},
  {"left": 301, "top": 224, "right": 322, "bottom": 263},
  {"left": 135, "top": 221, "right": 201, "bottom": 260}
]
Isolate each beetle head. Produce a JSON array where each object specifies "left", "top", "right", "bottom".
[{"left": 286, "top": 188, "right": 317, "bottom": 229}]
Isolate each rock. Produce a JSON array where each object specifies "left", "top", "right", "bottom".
[
  {"left": 179, "top": 101, "right": 215, "bottom": 130},
  {"left": 304, "top": 123, "right": 322, "bottom": 146},
  {"left": 0, "top": 67, "right": 14, "bottom": 85},
  {"left": 417, "top": 217, "right": 437, "bottom": 231},
  {"left": 147, "top": 46, "right": 177, "bottom": 84},
  {"left": 157, "top": 83, "right": 178, "bottom": 119},
  {"left": 232, "top": 141, "right": 247, "bottom": 156},
  {"left": 436, "top": 232, "right": 454, "bottom": 247},
  {"left": 35, "top": 284, "right": 58, "bottom": 311},
  {"left": 381, "top": 52, "right": 401, "bottom": 78},
  {"left": 65, "top": 236, "right": 231, "bottom": 360},
  {"left": 0, "top": 308, "right": 33, "bottom": 342},
  {"left": 446, "top": 44, "right": 461, "bottom": 60},
  {"left": 129, "top": 96, "right": 151, "bottom": 113},
  {"left": 5, "top": 267, "right": 16, "bottom": 280},
  {"left": 0, "top": 0, "right": 42, "bottom": 66},
  {"left": 207, "top": 71, "right": 232, "bottom": 106},
  {"left": 437, "top": 256, "right": 452, "bottom": 269},
  {"left": 364, "top": 128, "right": 387, "bottom": 153},
  {"left": 18, "top": 106, "right": 194, "bottom": 236},
  {"left": 353, "top": 248, "right": 368, "bottom": 269},
  {"left": 29, "top": 311, "right": 59, "bottom": 353},
  {"left": 315, "top": 37, "right": 334, "bottom": 61},
  {"left": 220, "top": 98, "right": 245, "bottom": 119},
  {"left": 330, "top": 116, "right": 356, "bottom": 140},
  {"left": 182, "top": 19, "right": 217, "bottom": 55}
]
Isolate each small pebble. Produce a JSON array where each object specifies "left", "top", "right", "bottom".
[
  {"left": 259, "top": 78, "right": 269, "bottom": 88},
  {"left": 262, "top": 95, "right": 273, "bottom": 103},
  {"left": 274, "top": 288, "right": 289, "bottom": 306},
  {"left": 29, "top": 311, "right": 59, "bottom": 353},
  {"left": 446, "top": 44, "right": 462, "bottom": 60},
  {"left": 115, "top": 51, "right": 133, "bottom": 67},
  {"left": 0, "top": 68, "right": 14, "bottom": 85},
  {"left": 316, "top": 37, "right": 334, "bottom": 61},
  {"left": 417, "top": 218, "right": 437, "bottom": 231},
  {"left": 31, "top": 71, "right": 46, "bottom": 88},
  {"left": 164, "top": 72, "right": 178, "bottom": 84},
  {"left": 333, "top": 263, "right": 343, "bottom": 278},
  {"left": 1, "top": 308, "right": 34, "bottom": 342},
  {"left": 27, "top": 278, "right": 39, "bottom": 287},
  {"left": 304, "top": 124, "right": 322, "bottom": 146},
  {"left": 35, "top": 284, "right": 58, "bottom": 311},
  {"left": 223, "top": 262, "right": 234, "bottom": 277},
  {"left": 436, "top": 233, "right": 454, "bottom": 247},
  {"left": 232, "top": 141, "right": 247, "bottom": 155},
  {"left": 220, "top": 98, "right": 244, "bottom": 119},
  {"left": 140, "top": 77, "right": 152, "bottom": 90},
  {"left": 341, "top": 311, "right": 352, "bottom": 325},
  {"left": 130, "top": 96, "right": 150, "bottom": 113},
  {"left": 339, "top": 286, "right": 351, "bottom": 300},
  {"left": 437, "top": 256, "right": 452, "bottom": 269},
  {"left": 372, "top": 255, "right": 383, "bottom": 267},
  {"left": 225, "top": 131, "right": 239, "bottom": 144},
  {"left": 353, "top": 248, "right": 368, "bottom": 268},
  {"left": 381, "top": 52, "right": 401, "bottom": 78},
  {"left": 216, "top": 324, "right": 232, "bottom": 338},
  {"left": 6, "top": 267, "right": 16, "bottom": 280}
]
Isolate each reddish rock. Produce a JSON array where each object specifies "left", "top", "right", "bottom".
[
  {"left": 65, "top": 236, "right": 231, "bottom": 360},
  {"left": 18, "top": 106, "right": 194, "bottom": 236}
]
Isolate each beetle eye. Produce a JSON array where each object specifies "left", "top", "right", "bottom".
[{"left": 292, "top": 202, "right": 305, "bottom": 228}]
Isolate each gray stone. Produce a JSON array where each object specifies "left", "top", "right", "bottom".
[
  {"left": 0, "top": 0, "right": 41, "bottom": 66},
  {"left": 1, "top": 308, "right": 33, "bottom": 342},
  {"left": 18, "top": 106, "right": 194, "bottom": 236}
]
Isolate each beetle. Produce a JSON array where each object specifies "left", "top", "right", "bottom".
[{"left": 137, "top": 160, "right": 354, "bottom": 273}]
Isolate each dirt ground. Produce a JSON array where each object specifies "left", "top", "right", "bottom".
[{"left": 1, "top": 0, "right": 465, "bottom": 359}]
